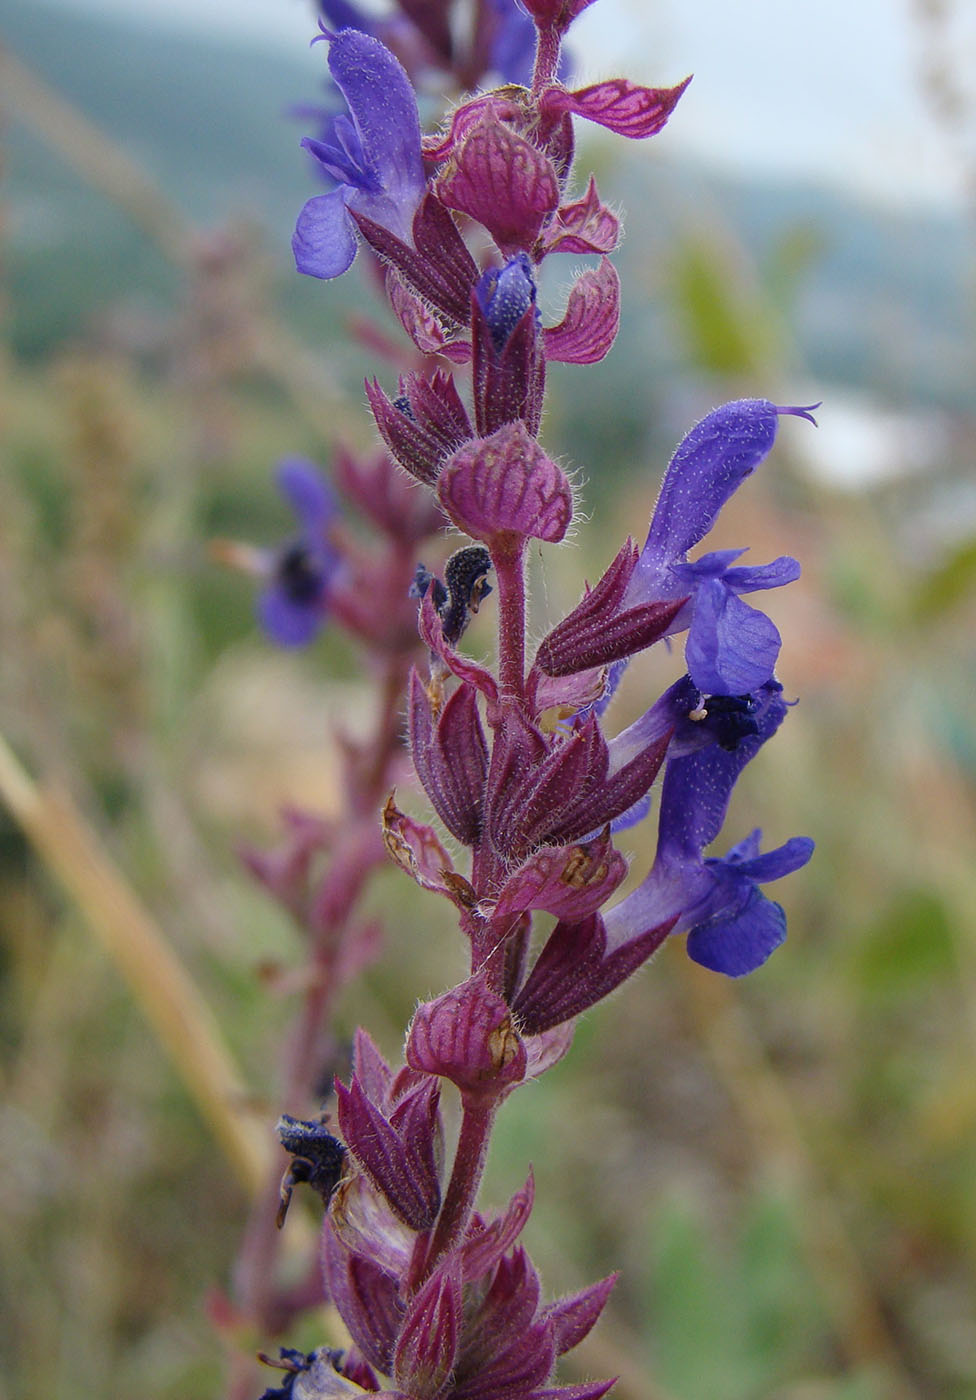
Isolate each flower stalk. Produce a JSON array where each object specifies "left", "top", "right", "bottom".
[
  {"left": 417, "top": 1099, "right": 496, "bottom": 1284},
  {"left": 245, "top": 3, "right": 816, "bottom": 1396},
  {"left": 491, "top": 536, "right": 528, "bottom": 703}
]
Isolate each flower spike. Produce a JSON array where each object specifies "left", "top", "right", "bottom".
[{"left": 266, "top": 2, "right": 816, "bottom": 1384}]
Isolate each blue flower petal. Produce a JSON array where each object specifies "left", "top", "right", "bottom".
[
  {"left": 293, "top": 189, "right": 359, "bottom": 278},
  {"left": 641, "top": 399, "right": 780, "bottom": 565},
  {"left": 656, "top": 682, "right": 787, "bottom": 861},
  {"left": 594, "top": 657, "right": 630, "bottom": 720},
  {"left": 601, "top": 676, "right": 809, "bottom": 977},
  {"left": 686, "top": 580, "right": 783, "bottom": 696},
  {"left": 674, "top": 547, "right": 747, "bottom": 580},
  {"left": 687, "top": 886, "right": 787, "bottom": 975},
  {"left": 719, "top": 827, "right": 763, "bottom": 862},
  {"left": 302, "top": 133, "right": 378, "bottom": 192},
  {"left": 723, "top": 556, "right": 801, "bottom": 594},
  {"left": 620, "top": 401, "right": 803, "bottom": 697},
  {"left": 716, "top": 835, "right": 815, "bottom": 883}
]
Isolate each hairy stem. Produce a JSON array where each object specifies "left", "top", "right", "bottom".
[
  {"left": 417, "top": 1097, "right": 495, "bottom": 1282},
  {"left": 418, "top": 1098, "right": 495, "bottom": 1282},
  {"left": 531, "top": 24, "right": 562, "bottom": 95},
  {"left": 492, "top": 536, "right": 528, "bottom": 703}
]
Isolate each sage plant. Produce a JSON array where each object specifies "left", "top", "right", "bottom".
[{"left": 258, "top": 0, "right": 814, "bottom": 1394}]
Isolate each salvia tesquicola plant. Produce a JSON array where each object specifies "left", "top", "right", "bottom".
[{"left": 252, "top": 0, "right": 816, "bottom": 1394}]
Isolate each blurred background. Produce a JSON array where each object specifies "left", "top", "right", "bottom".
[{"left": 2, "top": 0, "right": 976, "bottom": 1397}]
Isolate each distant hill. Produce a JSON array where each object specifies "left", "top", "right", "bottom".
[
  {"left": 2, "top": 0, "right": 318, "bottom": 226},
  {"left": 3, "top": 0, "right": 973, "bottom": 415},
  {"left": 1, "top": 0, "right": 336, "bottom": 354}
]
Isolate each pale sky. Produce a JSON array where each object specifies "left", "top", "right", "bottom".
[{"left": 26, "top": 0, "right": 976, "bottom": 210}]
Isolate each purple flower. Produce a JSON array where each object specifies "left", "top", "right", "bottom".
[
  {"left": 623, "top": 399, "right": 817, "bottom": 695},
  {"left": 683, "top": 827, "right": 814, "bottom": 975},
  {"left": 603, "top": 680, "right": 814, "bottom": 975},
  {"left": 258, "top": 459, "right": 340, "bottom": 647},
  {"left": 293, "top": 29, "right": 426, "bottom": 280}
]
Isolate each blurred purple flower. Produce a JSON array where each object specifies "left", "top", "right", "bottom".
[
  {"left": 293, "top": 29, "right": 426, "bottom": 280},
  {"left": 257, "top": 459, "right": 340, "bottom": 647},
  {"left": 318, "top": 0, "right": 372, "bottom": 33}
]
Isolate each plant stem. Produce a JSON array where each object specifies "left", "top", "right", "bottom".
[
  {"left": 531, "top": 25, "right": 562, "bottom": 95},
  {"left": 230, "top": 649, "right": 406, "bottom": 1335},
  {"left": 418, "top": 1098, "right": 494, "bottom": 1281},
  {"left": 491, "top": 536, "right": 527, "bottom": 703}
]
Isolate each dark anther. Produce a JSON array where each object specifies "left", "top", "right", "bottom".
[
  {"left": 276, "top": 1115, "right": 346, "bottom": 1227},
  {"left": 392, "top": 394, "right": 416, "bottom": 420},
  {"left": 702, "top": 692, "right": 761, "bottom": 751},
  {"left": 440, "top": 545, "right": 493, "bottom": 644},
  {"left": 409, "top": 562, "right": 448, "bottom": 612},
  {"left": 409, "top": 548, "right": 493, "bottom": 645}
]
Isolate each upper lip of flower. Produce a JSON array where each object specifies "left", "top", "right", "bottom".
[
  {"left": 322, "top": 29, "right": 425, "bottom": 213},
  {"left": 619, "top": 400, "right": 810, "bottom": 695},
  {"left": 293, "top": 28, "right": 426, "bottom": 277}
]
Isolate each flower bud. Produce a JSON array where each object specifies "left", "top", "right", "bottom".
[
  {"left": 438, "top": 421, "right": 572, "bottom": 546},
  {"left": 392, "top": 1261, "right": 462, "bottom": 1398},
  {"left": 474, "top": 255, "right": 538, "bottom": 354},
  {"left": 406, "top": 974, "right": 527, "bottom": 1102},
  {"left": 438, "top": 120, "right": 559, "bottom": 252}
]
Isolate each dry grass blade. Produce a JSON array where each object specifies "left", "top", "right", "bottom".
[{"left": 0, "top": 730, "right": 269, "bottom": 1196}]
